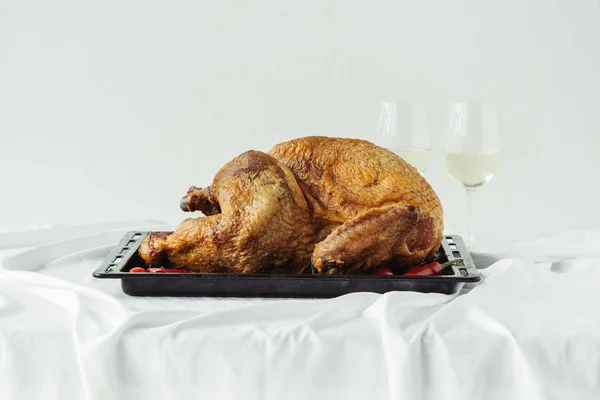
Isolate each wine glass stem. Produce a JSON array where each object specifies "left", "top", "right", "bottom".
[{"left": 465, "top": 187, "right": 476, "bottom": 247}]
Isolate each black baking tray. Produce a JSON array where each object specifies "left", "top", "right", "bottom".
[{"left": 93, "top": 232, "right": 480, "bottom": 298}]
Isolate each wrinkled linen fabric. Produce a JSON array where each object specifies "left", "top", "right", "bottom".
[{"left": 1, "top": 222, "right": 599, "bottom": 400}]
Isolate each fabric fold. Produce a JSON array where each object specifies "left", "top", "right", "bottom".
[{"left": 1, "top": 225, "right": 600, "bottom": 399}]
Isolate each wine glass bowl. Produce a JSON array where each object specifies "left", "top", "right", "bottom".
[
  {"left": 374, "top": 101, "right": 432, "bottom": 173},
  {"left": 443, "top": 151, "right": 502, "bottom": 188}
]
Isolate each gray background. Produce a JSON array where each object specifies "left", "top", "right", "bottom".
[{"left": 1, "top": 0, "right": 599, "bottom": 238}]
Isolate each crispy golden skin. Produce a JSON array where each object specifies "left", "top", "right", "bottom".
[
  {"left": 139, "top": 136, "right": 443, "bottom": 274},
  {"left": 269, "top": 136, "right": 443, "bottom": 273},
  {"left": 139, "top": 150, "right": 317, "bottom": 273}
]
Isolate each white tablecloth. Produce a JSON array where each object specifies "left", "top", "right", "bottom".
[{"left": 1, "top": 222, "right": 600, "bottom": 400}]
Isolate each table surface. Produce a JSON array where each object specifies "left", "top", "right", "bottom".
[{"left": 1, "top": 221, "right": 600, "bottom": 400}]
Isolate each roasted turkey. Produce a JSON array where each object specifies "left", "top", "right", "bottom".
[{"left": 139, "top": 136, "right": 443, "bottom": 274}]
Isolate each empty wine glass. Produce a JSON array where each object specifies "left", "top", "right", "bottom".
[
  {"left": 373, "top": 101, "right": 432, "bottom": 173},
  {"left": 443, "top": 102, "right": 502, "bottom": 247}
]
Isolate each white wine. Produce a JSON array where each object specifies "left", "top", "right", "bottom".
[
  {"left": 443, "top": 150, "right": 502, "bottom": 187},
  {"left": 393, "top": 148, "right": 432, "bottom": 173}
]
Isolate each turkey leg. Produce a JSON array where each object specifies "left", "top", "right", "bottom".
[{"left": 311, "top": 204, "right": 441, "bottom": 274}]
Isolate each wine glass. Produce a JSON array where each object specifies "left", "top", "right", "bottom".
[
  {"left": 443, "top": 102, "right": 502, "bottom": 247},
  {"left": 373, "top": 101, "right": 432, "bottom": 173}
]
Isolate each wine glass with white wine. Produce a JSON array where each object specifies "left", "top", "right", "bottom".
[
  {"left": 443, "top": 102, "right": 502, "bottom": 247},
  {"left": 375, "top": 101, "right": 432, "bottom": 173}
]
